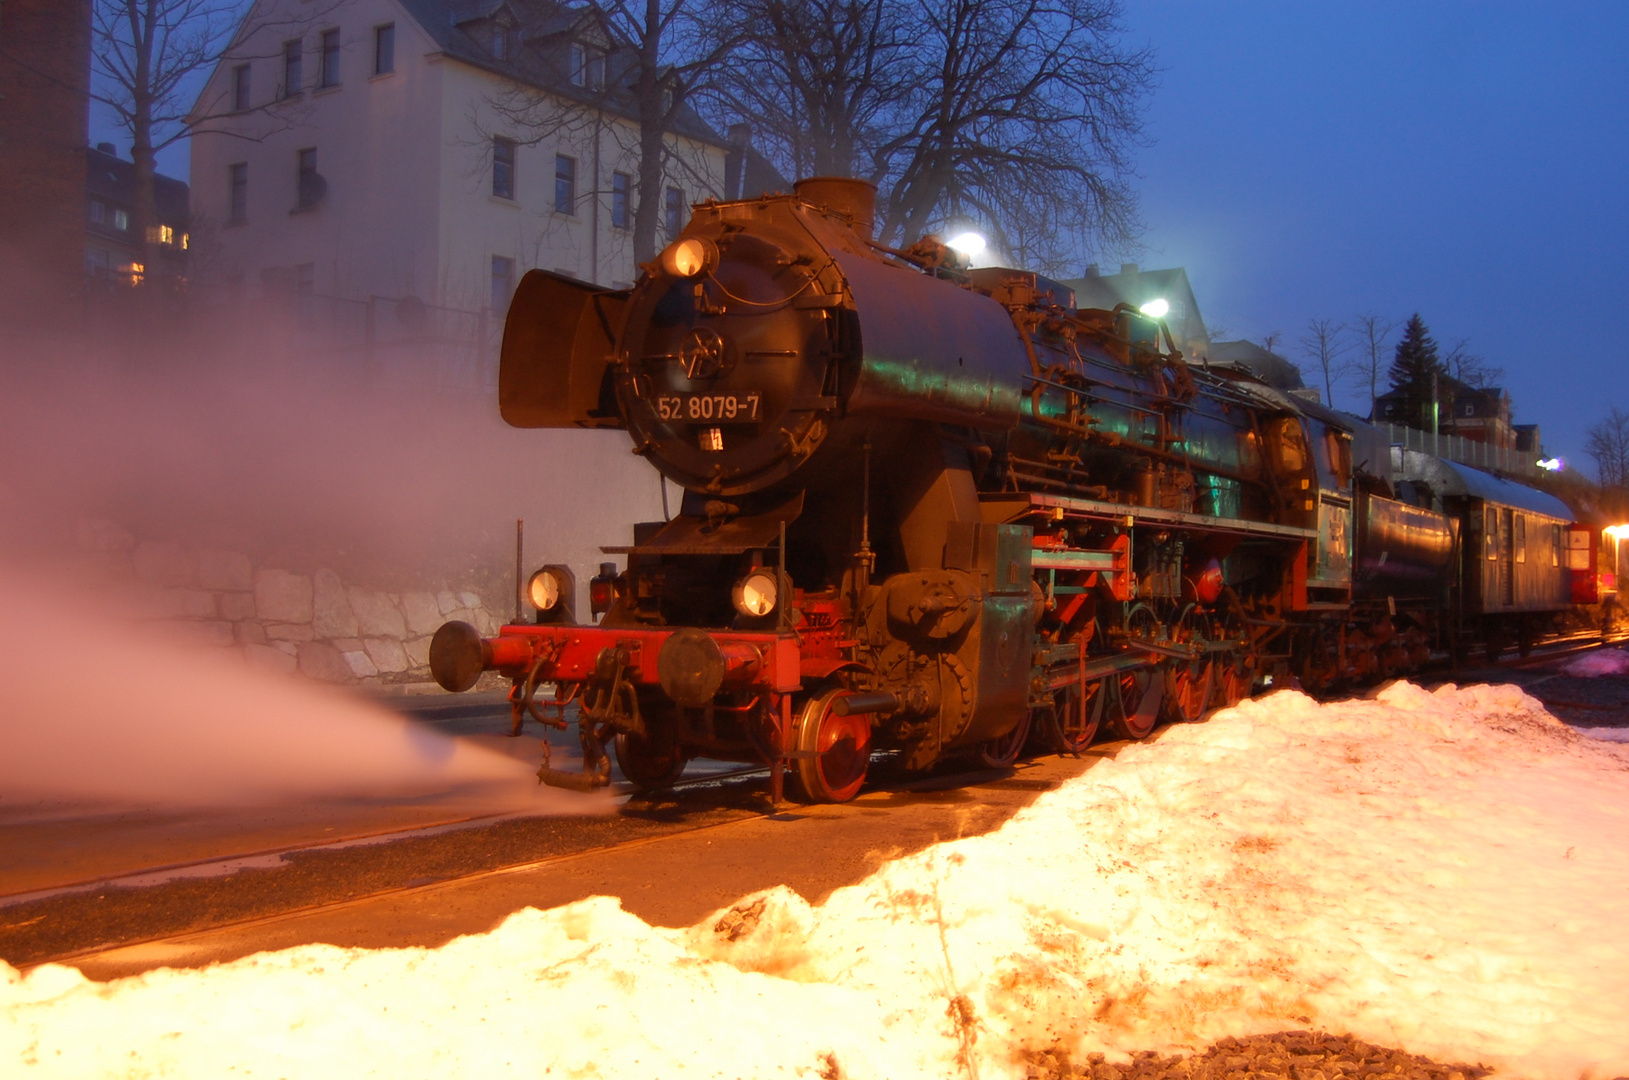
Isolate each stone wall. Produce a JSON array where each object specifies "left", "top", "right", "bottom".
[{"left": 78, "top": 520, "right": 504, "bottom": 685}]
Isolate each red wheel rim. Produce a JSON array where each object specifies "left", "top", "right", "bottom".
[
  {"left": 817, "top": 709, "right": 870, "bottom": 798},
  {"left": 797, "top": 692, "right": 871, "bottom": 803}
]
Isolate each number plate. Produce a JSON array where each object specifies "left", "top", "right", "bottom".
[{"left": 654, "top": 393, "right": 762, "bottom": 424}]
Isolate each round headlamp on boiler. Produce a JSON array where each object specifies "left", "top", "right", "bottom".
[{"left": 659, "top": 236, "right": 719, "bottom": 279}]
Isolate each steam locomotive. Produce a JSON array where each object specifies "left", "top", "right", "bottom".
[{"left": 429, "top": 177, "right": 1616, "bottom": 802}]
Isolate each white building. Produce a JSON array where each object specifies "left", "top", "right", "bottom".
[{"left": 188, "top": 0, "right": 738, "bottom": 310}]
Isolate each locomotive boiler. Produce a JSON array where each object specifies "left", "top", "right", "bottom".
[{"left": 428, "top": 176, "right": 1582, "bottom": 802}]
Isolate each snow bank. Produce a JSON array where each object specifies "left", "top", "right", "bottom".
[
  {"left": 6, "top": 682, "right": 1629, "bottom": 1079},
  {"left": 1560, "top": 647, "right": 1629, "bottom": 677}
]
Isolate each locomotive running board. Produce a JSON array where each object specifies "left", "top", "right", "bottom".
[{"left": 982, "top": 491, "right": 1317, "bottom": 541}]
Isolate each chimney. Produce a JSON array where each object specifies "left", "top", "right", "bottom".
[
  {"left": 96, "top": 142, "right": 115, "bottom": 155},
  {"left": 1083, "top": 263, "right": 1100, "bottom": 276},
  {"left": 1120, "top": 262, "right": 1138, "bottom": 276}
]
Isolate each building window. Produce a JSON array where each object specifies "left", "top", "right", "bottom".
[
  {"left": 228, "top": 162, "right": 248, "bottom": 222},
  {"left": 490, "top": 255, "right": 515, "bottom": 310},
  {"left": 664, "top": 186, "right": 683, "bottom": 235},
  {"left": 86, "top": 248, "right": 110, "bottom": 278},
  {"left": 113, "top": 207, "right": 129, "bottom": 231},
  {"left": 554, "top": 155, "right": 575, "bottom": 214},
  {"left": 282, "top": 39, "right": 302, "bottom": 97},
  {"left": 491, "top": 23, "right": 512, "bottom": 60},
  {"left": 87, "top": 199, "right": 106, "bottom": 225},
  {"left": 157, "top": 224, "right": 175, "bottom": 245},
  {"left": 374, "top": 23, "right": 394, "bottom": 74},
  {"left": 570, "top": 42, "right": 603, "bottom": 88},
  {"left": 1514, "top": 515, "right": 1526, "bottom": 564},
  {"left": 611, "top": 171, "right": 630, "bottom": 228},
  {"left": 296, "top": 147, "right": 322, "bottom": 209},
  {"left": 492, "top": 138, "right": 515, "bottom": 200},
  {"left": 320, "top": 28, "right": 340, "bottom": 87},
  {"left": 233, "top": 63, "right": 250, "bottom": 111}
]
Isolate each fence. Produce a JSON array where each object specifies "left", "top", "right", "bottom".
[{"left": 1380, "top": 423, "right": 1543, "bottom": 482}]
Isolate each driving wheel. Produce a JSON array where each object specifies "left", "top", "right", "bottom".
[
  {"left": 792, "top": 688, "right": 872, "bottom": 803},
  {"left": 1046, "top": 680, "right": 1104, "bottom": 753},
  {"left": 614, "top": 730, "right": 687, "bottom": 791},
  {"left": 974, "top": 709, "right": 1032, "bottom": 768},
  {"left": 1107, "top": 664, "right": 1163, "bottom": 741}
]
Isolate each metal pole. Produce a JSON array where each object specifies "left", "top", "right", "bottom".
[
  {"left": 778, "top": 518, "right": 788, "bottom": 632},
  {"left": 515, "top": 518, "right": 524, "bottom": 623}
]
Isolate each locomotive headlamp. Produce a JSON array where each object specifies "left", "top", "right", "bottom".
[
  {"left": 660, "top": 236, "right": 718, "bottom": 279},
  {"left": 527, "top": 567, "right": 565, "bottom": 611},
  {"left": 1139, "top": 298, "right": 1170, "bottom": 319},
  {"left": 731, "top": 568, "right": 779, "bottom": 618},
  {"left": 526, "top": 564, "right": 576, "bottom": 624}
]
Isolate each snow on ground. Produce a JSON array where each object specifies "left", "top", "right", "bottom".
[
  {"left": 5, "top": 682, "right": 1629, "bottom": 1079},
  {"left": 1560, "top": 647, "right": 1629, "bottom": 677}
]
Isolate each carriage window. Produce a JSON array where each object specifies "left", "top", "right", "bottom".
[
  {"left": 1270, "top": 417, "right": 1307, "bottom": 474},
  {"left": 1514, "top": 515, "right": 1526, "bottom": 564},
  {"left": 1329, "top": 430, "right": 1351, "bottom": 489},
  {"left": 1552, "top": 524, "right": 1561, "bottom": 567},
  {"left": 1485, "top": 508, "right": 1498, "bottom": 560}
]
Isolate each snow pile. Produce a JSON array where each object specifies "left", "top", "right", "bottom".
[
  {"left": 1560, "top": 647, "right": 1629, "bottom": 677},
  {"left": 6, "top": 683, "right": 1629, "bottom": 1079}
]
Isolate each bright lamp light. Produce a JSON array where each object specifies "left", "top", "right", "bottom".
[
  {"left": 945, "top": 232, "right": 987, "bottom": 257},
  {"left": 1605, "top": 524, "right": 1629, "bottom": 541},
  {"left": 731, "top": 569, "right": 779, "bottom": 618},
  {"left": 1536, "top": 457, "right": 1565, "bottom": 472},
  {"left": 659, "top": 236, "right": 717, "bottom": 279},
  {"left": 1139, "top": 298, "right": 1170, "bottom": 319}
]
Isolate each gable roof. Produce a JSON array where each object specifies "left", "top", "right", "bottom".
[{"left": 392, "top": 0, "right": 725, "bottom": 145}]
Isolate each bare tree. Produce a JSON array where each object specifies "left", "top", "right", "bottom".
[
  {"left": 873, "top": 0, "right": 1152, "bottom": 269},
  {"left": 1586, "top": 406, "right": 1629, "bottom": 490},
  {"left": 1298, "top": 317, "right": 1348, "bottom": 408},
  {"left": 705, "top": 0, "right": 908, "bottom": 181},
  {"left": 703, "top": 0, "right": 1152, "bottom": 272},
  {"left": 487, "top": 0, "right": 742, "bottom": 267},
  {"left": 1350, "top": 313, "right": 1392, "bottom": 419},
  {"left": 1442, "top": 337, "right": 1504, "bottom": 389},
  {"left": 91, "top": 0, "right": 331, "bottom": 281}
]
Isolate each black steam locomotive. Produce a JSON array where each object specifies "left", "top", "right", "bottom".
[{"left": 429, "top": 177, "right": 1612, "bottom": 802}]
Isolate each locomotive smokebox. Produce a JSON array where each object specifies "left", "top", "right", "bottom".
[{"left": 794, "top": 177, "right": 877, "bottom": 240}]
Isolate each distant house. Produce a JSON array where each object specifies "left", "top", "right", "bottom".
[
  {"left": 84, "top": 144, "right": 191, "bottom": 285},
  {"left": 1374, "top": 375, "right": 1519, "bottom": 450},
  {"left": 1058, "top": 263, "right": 1210, "bottom": 360},
  {"left": 188, "top": 0, "right": 774, "bottom": 311},
  {"left": 1206, "top": 339, "right": 1308, "bottom": 394}
]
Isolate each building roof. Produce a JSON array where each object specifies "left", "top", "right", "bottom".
[
  {"left": 85, "top": 146, "right": 190, "bottom": 224},
  {"left": 1206, "top": 339, "right": 1306, "bottom": 392},
  {"left": 393, "top": 0, "right": 726, "bottom": 146},
  {"left": 1396, "top": 450, "right": 1573, "bottom": 520}
]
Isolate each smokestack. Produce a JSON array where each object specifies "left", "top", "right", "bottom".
[{"left": 1120, "top": 262, "right": 1138, "bottom": 276}]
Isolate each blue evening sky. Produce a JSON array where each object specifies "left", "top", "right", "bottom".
[{"left": 1116, "top": 1, "right": 1629, "bottom": 465}]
